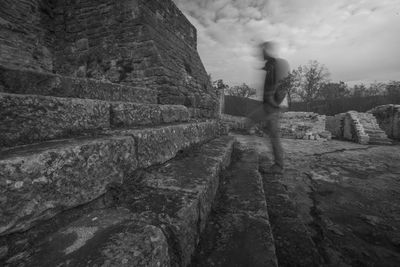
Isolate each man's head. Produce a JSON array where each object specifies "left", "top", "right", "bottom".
[{"left": 260, "top": 41, "right": 278, "bottom": 60}]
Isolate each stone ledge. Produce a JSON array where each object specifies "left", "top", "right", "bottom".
[
  {"left": 0, "top": 93, "right": 110, "bottom": 148},
  {"left": 0, "top": 121, "right": 221, "bottom": 236},
  {"left": 0, "top": 93, "right": 193, "bottom": 148},
  {"left": 0, "top": 66, "right": 158, "bottom": 104}
]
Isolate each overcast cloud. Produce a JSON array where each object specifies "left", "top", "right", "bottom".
[{"left": 174, "top": 0, "right": 400, "bottom": 91}]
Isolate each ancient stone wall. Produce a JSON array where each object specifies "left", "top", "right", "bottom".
[
  {"left": 0, "top": 0, "right": 218, "bottom": 117},
  {"left": 50, "top": 0, "right": 216, "bottom": 117},
  {"left": 0, "top": 0, "right": 54, "bottom": 72},
  {"left": 369, "top": 104, "right": 400, "bottom": 140},
  {"left": 327, "top": 110, "right": 391, "bottom": 144},
  {"left": 279, "top": 112, "right": 331, "bottom": 140}
]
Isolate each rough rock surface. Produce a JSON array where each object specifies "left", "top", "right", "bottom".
[
  {"left": 110, "top": 102, "right": 189, "bottom": 127},
  {"left": 0, "top": 93, "right": 110, "bottom": 147},
  {"left": 232, "top": 134, "right": 400, "bottom": 266}
]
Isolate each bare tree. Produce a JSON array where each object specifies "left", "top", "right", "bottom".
[{"left": 294, "top": 60, "right": 330, "bottom": 103}]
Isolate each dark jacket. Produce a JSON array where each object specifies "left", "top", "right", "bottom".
[{"left": 262, "top": 57, "right": 290, "bottom": 105}]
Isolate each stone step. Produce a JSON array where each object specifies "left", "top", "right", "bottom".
[
  {"left": 259, "top": 155, "right": 323, "bottom": 266},
  {"left": 363, "top": 129, "right": 392, "bottom": 145},
  {"left": 191, "top": 146, "right": 278, "bottom": 267},
  {"left": 0, "top": 66, "right": 158, "bottom": 104},
  {"left": 0, "top": 120, "right": 220, "bottom": 236},
  {"left": 0, "top": 92, "right": 189, "bottom": 148},
  {"left": 1, "top": 136, "right": 235, "bottom": 266}
]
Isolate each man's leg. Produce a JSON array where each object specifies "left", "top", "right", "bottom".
[
  {"left": 262, "top": 112, "right": 284, "bottom": 173},
  {"left": 269, "top": 112, "right": 284, "bottom": 168}
]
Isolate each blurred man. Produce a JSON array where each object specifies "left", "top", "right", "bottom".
[{"left": 251, "top": 41, "right": 290, "bottom": 174}]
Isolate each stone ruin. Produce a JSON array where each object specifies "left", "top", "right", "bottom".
[
  {"left": 326, "top": 110, "right": 392, "bottom": 145},
  {"left": 221, "top": 112, "right": 332, "bottom": 141},
  {"left": 0, "top": 1, "right": 398, "bottom": 265},
  {"left": 0, "top": 1, "right": 227, "bottom": 266}
]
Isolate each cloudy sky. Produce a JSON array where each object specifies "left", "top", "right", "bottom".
[{"left": 174, "top": 0, "right": 400, "bottom": 91}]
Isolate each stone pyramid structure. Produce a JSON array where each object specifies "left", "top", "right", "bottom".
[{"left": 0, "top": 1, "right": 237, "bottom": 265}]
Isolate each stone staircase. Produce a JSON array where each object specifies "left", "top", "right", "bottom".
[
  {"left": 0, "top": 68, "right": 322, "bottom": 265},
  {"left": 0, "top": 71, "right": 312, "bottom": 265},
  {"left": 0, "top": 65, "right": 233, "bottom": 265}
]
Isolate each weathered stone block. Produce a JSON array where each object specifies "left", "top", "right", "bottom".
[
  {"left": 159, "top": 104, "right": 190, "bottom": 123},
  {"left": 110, "top": 102, "right": 190, "bottom": 127},
  {"left": 0, "top": 93, "right": 110, "bottom": 147},
  {"left": 110, "top": 102, "right": 162, "bottom": 127},
  {"left": 0, "top": 136, "right": 137, "bottom": 235}
]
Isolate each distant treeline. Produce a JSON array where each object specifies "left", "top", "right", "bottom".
[{"left": 289, "top": 95, "right": 400, "bottom": 115}]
